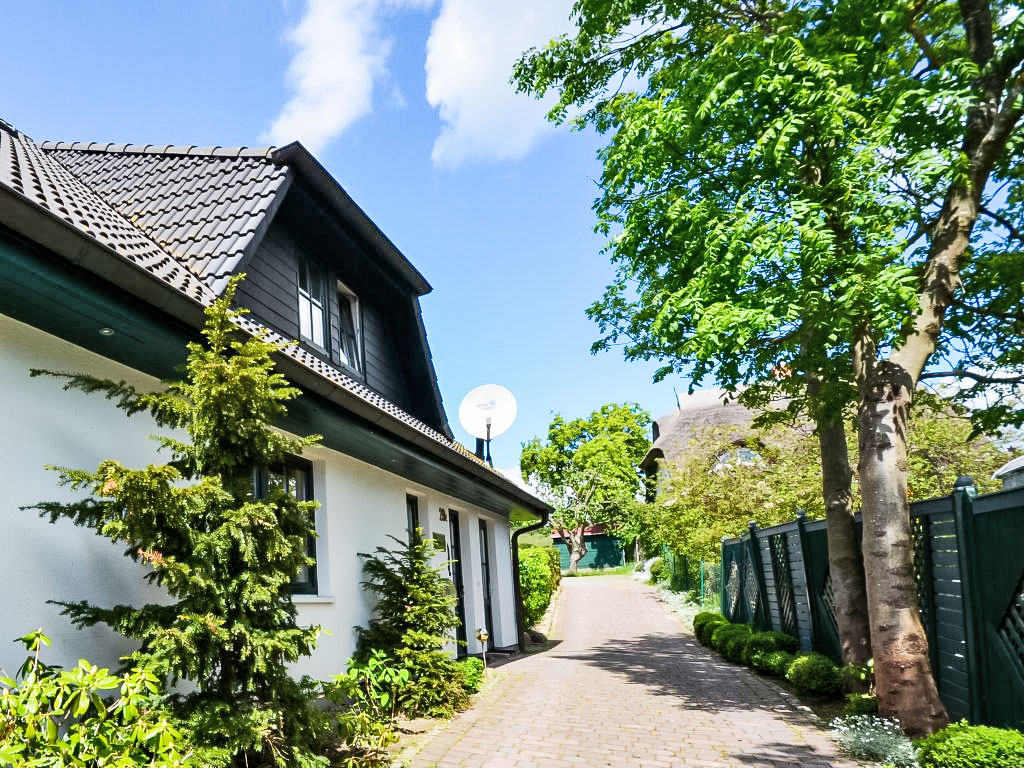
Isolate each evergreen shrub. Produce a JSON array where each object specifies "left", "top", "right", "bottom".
[
  {"left": 743, "top": 631, "right": 799, "bottom": 667},
  {"left": 649, "top": 557, "right": 667, "bottom": 583},
  {"left": 762, "top": 650, "right": 796, "bottom": 677},
  {"left": 693, "top": 612, "right": 727, "bottom": 646},
  {"left": 24, "top": 280, "right": 326, "bottom": 767},
  {"left": 915, "top": 721, "right": 1024, "bottom": 768},
  {"left": 711, "top": 623, "right": 752, "bottom": 662},
  {"left": 785, "top": 652, "right": 842, "bottom": 696},
  {"left": 843, "top": 693, "right": 879, "bottom": 716},
  {"left": 519, "top": 545, "right": 555, "bottom": 626},
  {"left": 455, "top": 657, "right": 485, "bottom": 694},
  {"left": 356, "top": 533, "right": 467, "bottom": 718}
]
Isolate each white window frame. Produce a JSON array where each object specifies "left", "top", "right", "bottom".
[{"left": 337, "top": 280, "right": 362, "bottom": 373}]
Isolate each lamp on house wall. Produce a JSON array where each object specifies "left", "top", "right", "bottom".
[{"left": 476, "top": 627, "right": 489, "bottom": 670}]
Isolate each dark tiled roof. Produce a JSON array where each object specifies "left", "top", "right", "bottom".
[
  {"left": 0, "top": 121, "right": 510, "bottom": 488},
  {"left": 0, "top": 124, "right": 212, "bottom": 303},
  {"left": 41, "top": 141, "right": 289, "bottom": 294}
]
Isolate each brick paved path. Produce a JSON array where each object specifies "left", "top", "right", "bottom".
[{"left": 401, "top": 576, "right": 862, "bottom": 768}]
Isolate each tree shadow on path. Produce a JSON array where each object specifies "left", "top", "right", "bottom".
[{"left": 545, "top": 632, "right": 851, "bottom": 766}]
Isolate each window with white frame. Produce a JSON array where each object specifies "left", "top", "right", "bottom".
[
  {"left": 337, "top": 280, "right": 362, "bottom": 373},
  {"left": 297, "top": 259, "right": 326, "bottom": 349}
]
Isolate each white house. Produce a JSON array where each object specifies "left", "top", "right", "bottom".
[{"left": 0, "top": 119, "right": 549, "bottom": 680}]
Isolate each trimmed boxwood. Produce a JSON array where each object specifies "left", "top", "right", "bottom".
[
  {"left": 916, "top": 722, "right": 1024, "bottom": 768},
  {"left": 712, "top": 623, "right": 753, "bottom": 663},
  {"left": 743, "top": 630, "right": 799, "bottom": 668},
  {"left": 762, "top": 650, "right": 795, "bottom": 677},
  {"left": 693, "top": 612, "right": 727, "bottom": 646},
  {"left": 785, "top": 652, "right": 842, "bottom": 696}
]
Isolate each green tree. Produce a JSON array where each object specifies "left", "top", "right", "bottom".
[
  {"left": 514, "top": 0, "right": 1024, "bottom": 735},
  {"left": 657, "top": 405, "right": 1008, "bottom": 561},
  {"left": 26, "top": 278, "right": 325, "bottom": 767},
  {"left": 520, "top": 403, "right": 650, "bottom": 573},
  {"left": 355, "top": 533, "right": 466, "bottom": 718}
]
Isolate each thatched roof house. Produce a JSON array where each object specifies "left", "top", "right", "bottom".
[{"left": 641, "top": 389, "right": 755, "bottom": 478}]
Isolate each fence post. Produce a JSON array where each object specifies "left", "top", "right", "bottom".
[
  {"left": 794, "top": 509, "right": 816, "bottom": 652},
  {"left": 747, "top": 521, "right": 770, "bottom": 628},
  {"left": 720, "top": 535, "right": 728, "bottom": 617},
  {"left": 953, "top": 487, "right": 983, "bottom": 723}
]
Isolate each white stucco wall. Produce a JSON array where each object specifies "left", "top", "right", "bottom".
[{"left": 0, "top": 312, "right": 519, "bottom": 680}]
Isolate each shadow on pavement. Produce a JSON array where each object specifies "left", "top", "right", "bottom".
[
  {"left": 729, "top": 741, "right": 846, "bottom": 767},
  {"left": 550, "top": 631, "right": 812, "bottom": 716}
]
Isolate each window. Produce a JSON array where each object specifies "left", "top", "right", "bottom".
[
  {"left": 254, "top": 457, "right": 318, "bottom": 594},
  {"left": 297, "top": 259, "right": 326, "bottom": 349},
  {"left": 406, "top": 494, "right": 420, "bottom": 543},
  {"left": 337, "top": 281, "right": 362, "bottom": 373}
]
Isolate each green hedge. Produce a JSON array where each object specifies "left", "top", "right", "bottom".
[
  {"left": 693, "top": 612, "right": 728, "bottom": 646},
  {"left": 916, "top": 722, "right": 1024, "bottom": 768},
  {"left": 746, "top": 631, "right": 799, "bottom": 671},
  {"left": 519, "top": 545, "right": 558, "bottom": 627},
  {"left": 785, "top": 652, "right": 842, "bottom": 696}
]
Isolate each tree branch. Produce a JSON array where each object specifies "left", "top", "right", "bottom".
[
  {"left": 978, "top": 203, "right": 1024, "bottom": 242},
  {"left": 919, "top": 368, "right": 1024, "bottom": 384}
]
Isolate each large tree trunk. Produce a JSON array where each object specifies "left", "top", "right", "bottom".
[
  {"left": 819, "top": 418, "right": 871, "bottom": 668},
  {"left": 566, "top": 526, "right": 588, "bottom": 574},
  {"left": 857, "top": 362, "right": 947, "bottom": 736}
]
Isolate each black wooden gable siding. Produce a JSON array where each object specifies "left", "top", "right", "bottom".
[{"left": 234, "top": 199, "right": 438, "bottom": 430}]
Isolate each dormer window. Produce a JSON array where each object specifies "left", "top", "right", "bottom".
[
  {"left": 337, "top": 281, "right": 362, "bottom": 373},
  {"left": 297, "top": 259, "right": 326, "bottom": 349}
]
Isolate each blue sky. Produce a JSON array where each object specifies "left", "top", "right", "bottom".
[{"left": 1, "top": 0, "right": 687, "bottom": 475}]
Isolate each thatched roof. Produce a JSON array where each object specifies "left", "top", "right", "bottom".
[{"left": 641, "top": 389, "right": 755, "bottom": 473}]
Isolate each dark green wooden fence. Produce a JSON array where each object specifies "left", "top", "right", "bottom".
[{"left": 721, "top": 486, "right": 1024, "bottom": 729}]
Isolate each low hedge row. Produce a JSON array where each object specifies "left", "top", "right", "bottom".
[{"left": 692, "top": 612, "right": 840, "bottom": 696}]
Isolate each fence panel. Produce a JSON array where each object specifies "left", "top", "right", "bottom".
[
  {"left": 720, "top": 487, "right": 1024, "bottom": 729},
  {"left": 969, "top": 487, "right": 1024, "bottom": 729}
]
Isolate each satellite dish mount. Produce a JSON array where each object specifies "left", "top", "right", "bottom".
[{"left": 458, "top": 385, "right": 518, "bottom": 468}]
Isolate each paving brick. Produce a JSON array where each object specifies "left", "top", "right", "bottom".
[{"left": 397, "top": 577, "right": 864, "bottom": 767}]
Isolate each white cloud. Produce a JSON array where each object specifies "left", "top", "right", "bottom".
[
  {"left": 425, "top": 0, "right": 573, "bottom": 168},
  {"left": 264, "top": 0, "right": 397, "bottom": 152}
]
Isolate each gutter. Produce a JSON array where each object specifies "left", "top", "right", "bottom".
[{"left": 510, "top": 508, "right": 550, "bottom": 653}]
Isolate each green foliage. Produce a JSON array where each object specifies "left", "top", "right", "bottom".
[
  {"left": 454, "top": 657, "right": 484, "bottom": 694},
  {"left": 655, "top": 424, "right": 824, "bottom": 562},
  {"left": 648, "top": 557, "right": 667, "bottom": 584},
  {"left": 356, "top": 532, "right": 466, "bottom": 718},
  {"left": 830, "top": 715, "right": 919, "bottom": 768},
  {"left": 25, "top": 279, "right": 325, "bottom": 766},
  {"left": 521, "top": 403, "right": 651, "bottom": 570},
  {"left": 657, "top": 407, "right": 1002, "bottom": 561},
  {"left": 915, "top": 721, "right": 1024, "bottom": 768},
  {"left": 513, "top": 0, "right": 1024, "bottom": 435},
  {"left": 762, "top": 651, "right": 796, "bottom": 678},
  {"left": 0, "top": 630, "right": 189, "bottom": 767},
  {"left": 844, "top": 693, "right": 879, "bottom": 717},
  {"left": 693, "top": 613, "right": 727, "bottom": 647},
  {"left": 786, "top": 653, "right": 842, "bottom": 697},
  {"left": 519, "top": 545, "right": 556, "bottom": 627},
  {"left": 326, "top": 651, "right": 410, "bottom": 767},
  {"left": 744, "top": 631, "right": 799, "bottom": 668},
  {"left": 711, "top": 623, "right": 752, "bottom": 663}
]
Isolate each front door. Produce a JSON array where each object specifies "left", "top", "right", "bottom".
[
  {"left": 448, "top": 509, "right": 468, "bottom": 653},
  {"left": 479, "top": 519, "right": 494, "bottom": 650}
]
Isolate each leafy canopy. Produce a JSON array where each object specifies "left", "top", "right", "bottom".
[
  {"left": 520, "top": 402, "right": 651, "bottom": 535},
  {"left": 514, "top": 0, "right": 1024, "bottom": 429}
]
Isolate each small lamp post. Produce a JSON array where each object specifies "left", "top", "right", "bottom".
[{"left": 476, "top": 627, "right": 489, "bottom": 670}]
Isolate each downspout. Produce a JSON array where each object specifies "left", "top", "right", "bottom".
[{"left": 510, "top": 509, "right": 550, "bottom": 653}]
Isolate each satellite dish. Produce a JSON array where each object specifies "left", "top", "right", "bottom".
[{"left": 458, "top": 385, "right": 517, "bottom": 466}]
